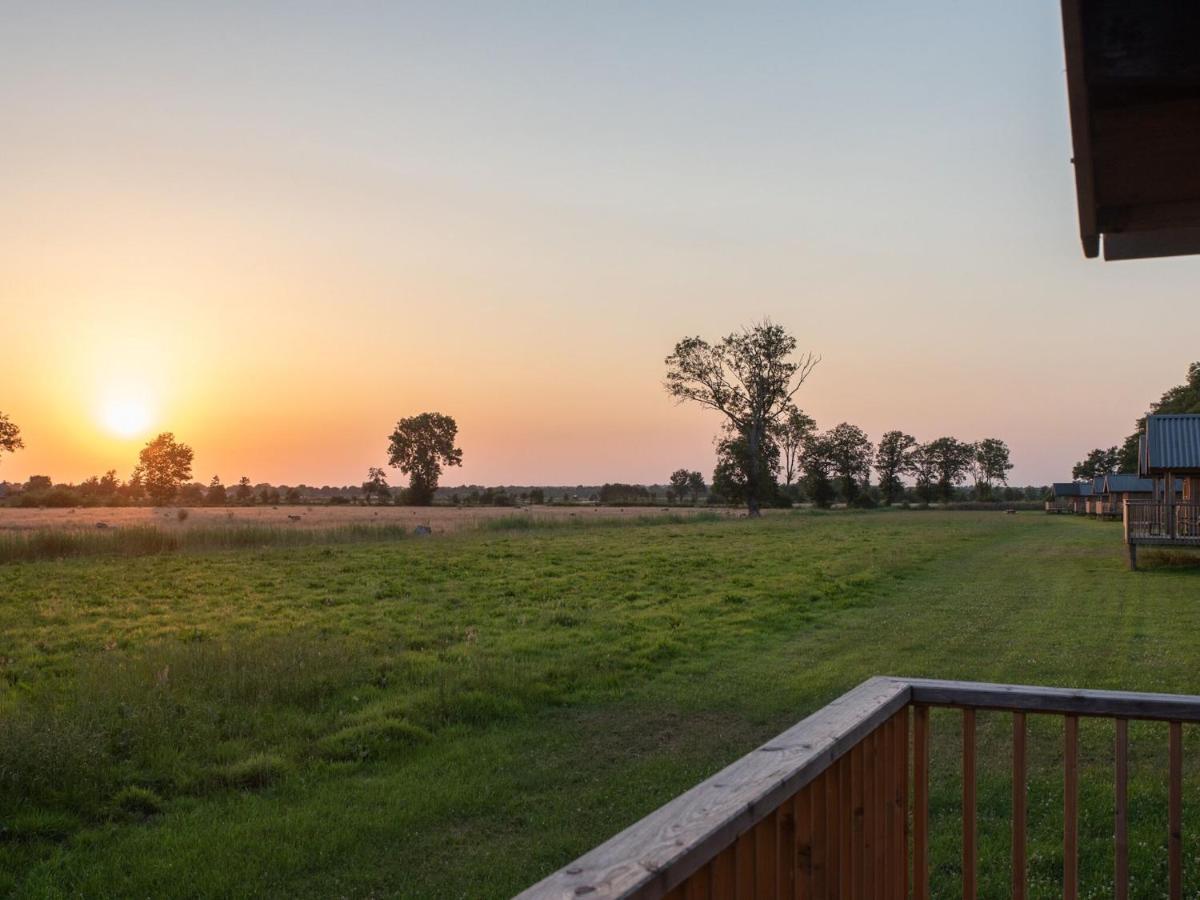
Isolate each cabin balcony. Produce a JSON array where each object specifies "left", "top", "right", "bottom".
[
  {"left": 1124, "top": 500, "right": 1200, "bottom": 565},
  {"left": 519, "top": 677, "right": 1199, "bottom": 900}
]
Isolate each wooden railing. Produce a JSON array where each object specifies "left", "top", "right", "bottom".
[
  {"left": 517, "top": 677, "right": 1200, "bottom": 900},
  {"left": 1124, "top": 500, "right": 1200, "bottom": 545}
]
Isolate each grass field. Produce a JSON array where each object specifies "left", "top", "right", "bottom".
[{"left": 2, "top": 511, "right": 1200, "bottom": 898}]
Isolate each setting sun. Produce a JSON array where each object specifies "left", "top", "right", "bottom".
[{"left": 100, "top": 397, "right": 153, "bottom": 438}]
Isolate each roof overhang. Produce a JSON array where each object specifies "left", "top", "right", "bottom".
[{"left": 1062, "top": 2, "right": 1200, "bottom": 260}]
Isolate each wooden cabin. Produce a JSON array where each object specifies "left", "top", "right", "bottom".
[
  {"left": 1084, "top": 475, "right": 1107, "bottom": 517},
  {"left": 1097, "top": 474, "right": 1154, "bottom": 519},
  {"left": 1046, "top": 482, "right": 1089, "bottom": 514},
  {"left": 1063, "top": 2, "right": 1200, "bottom": 260},
  {"left": 1122, "top": 415, "right": 1200, "bottom": 566}
]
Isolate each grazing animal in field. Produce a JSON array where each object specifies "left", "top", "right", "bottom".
[
  {"left": 287, "top": 515, "right": 301, "bottom": 522},
  {"left": 413, "top": 525, "right": 432, "bottom": 536},
  {"left": 95, "top": 522, "right": 108, "bottom": 529}
]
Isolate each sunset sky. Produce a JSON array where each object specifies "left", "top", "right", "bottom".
[{"left": 4, "top": 2, "right": 1200, "bottom": 488}]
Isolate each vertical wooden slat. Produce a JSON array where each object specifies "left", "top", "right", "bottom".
[
  {"left": 812, "top": 770, "right": 828, "bottom": 899},
  {"left": 733, "top": 827, "right": 755, "bottom": 898},
  {"left": 840, "top": 753, "right": 853, "bottom": 893},
  {"left": 1012, "top": 711, "right": 1027, "bottom": 900},
  {"left": 963, "top": 708, "right": 977, "bottom": 900},
  {"left": 1169, "top": 720, "right": 1183, "bottom": 900},
  {"left": 711, "top": 843, "right": 734, "bottom": 900},
  {"left": 1064, "top": 715, "right": 1079, "bottom": 900},
  {"left": 826, "top": 764, "right": 840, "bottom": 899},
  {"left": 683, "top": 860, "right": 710, "bottom": 900},
  {"left": 873, "top": 727, "right": 886, "bottom": 900},
  {"left": 863, "top": 727, "right": 876, "bottom": 900},
  {"left": 778, "top": 791, "right": 797, "bottom": 899},
  {"left": 851, "top": 740, "right": 864, "bottom": 899},
  {"left": 1114, "top": 719, "right": 1129, "bottom": 900},
  {"left": 795, "top": 787, "right": 812, "bottom": 900},
  {"left": 755, "top": 809, "right": 777, "bottom": 898},
  {"left": 913, "top": 706, "right": 930, "bottom": 900},
  {"left": 896, "top": 709, "right": 910, "bottom": 900},
  {"left": 881, "top": 716, "right": 894, "bottom": 897}
]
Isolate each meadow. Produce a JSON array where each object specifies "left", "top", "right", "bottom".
[{"left": 2, "top": 510, "right": 1200, "bottom": 898}]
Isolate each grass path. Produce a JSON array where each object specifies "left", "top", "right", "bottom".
[{"left": 3, "top": 512, "right": 1199, "bottom": 897}]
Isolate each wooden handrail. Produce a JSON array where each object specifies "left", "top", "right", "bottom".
[{"left": 518, "top": 677, "right": 1200, "bottom": 899}]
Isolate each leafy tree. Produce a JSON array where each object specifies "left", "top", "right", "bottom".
[
  {"left": 235, "top": 476, "right": 254, "bottom": 504},
  {"left": 774, "top": 406, "right": 816, "bottom": 487},
  {"left": 132, "top": 433, "right": 194, "bottom": 506},
  {"left": 0, "top": 413, "right": 23, "bottom": 467},
  {"left": 823, "top": 423, "right": 873, "bottom": 504},
  {"left": 99, "top": 469, "right": 120, "bottom": 495},
  {"left": 668, "top": 468, "right": 691, "bottom": 504},
  {"left": 909, "top": 446, "right": 938, "bottom": 506},
  {"left": 711, "top": 426, "right": 781, "bottom": 508},
  {"left": 285, "top": 487, "right": 302, "bottom": 504},
  {"left": 1072, "top": 446, "right": 1121, "bottom": 481},
  {"left": 800, "top": 431, "right": 835, "bottom": 508},
  {"left": 206, "top": 476, "right": 227, "bottom": 506},
  {"left": 387, "top": 413, "right": 463, "bottom": 506},
  {"left": 25, "top": 475, "right": 52, "bottom": 492},
  {"left": 665, "top": 320, "right": 818, "bottom": 516},
  {"left": 921, "top": 437, "right": 975, "bottom": 502},
  {"left": 1119, "top": 362, "right": 1200, "bottom": 471},
  {"left": 686, "top": 470, "right": 706, "bottom": 503},
  {"left": 529, "top": 488, "right": 545, "bottom": 504},
  {"left": 875, "top": 431, "right": 918, "bottom": 506},
  {"left": 973, "top": 438, "right": 1013, "bottom": 500},
  {"left": 362, "top": 466, "right": 390, "bottom": 505}
]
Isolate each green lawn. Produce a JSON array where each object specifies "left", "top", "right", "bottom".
[{"left": 2, "top": 511, "right": 1199, "bottom": 898}]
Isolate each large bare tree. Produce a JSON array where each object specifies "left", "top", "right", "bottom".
[{"left": 664, "top": 321, "right": 818, "bottom": 516}]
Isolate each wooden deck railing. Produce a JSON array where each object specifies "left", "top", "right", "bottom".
[
  {"left": 1124, "top": 500, "right": 1200, "bottom": 546},
  {"left": 517, "top": 677, "right": 1200, "bottom": 900}
]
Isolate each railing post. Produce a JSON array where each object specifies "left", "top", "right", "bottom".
[
  {"left": 1064, "top": 715, "right": 1079, "bottom": 900},
  {"left": 1012, "top": 712, "right": 1027, "bottom": 900},
  {"left": 1170, "top": 721, "right": 1183, "bottom": 900},
  {"left": 1115, "top": 719, "right": 1129, "bottom": 900},
  {"left": 913, "top": 706, "right": 930, "bottom": 900},
  {"left": 963, "top": 709, "right": 976, "bottom": 900}
]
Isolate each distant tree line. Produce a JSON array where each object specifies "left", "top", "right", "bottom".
[{"left": 663, "top": 321, "right": 1021, "bottom": 513}]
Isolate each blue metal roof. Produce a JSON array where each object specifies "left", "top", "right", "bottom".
[
  {"left": 1102, "top": 474, "right": 1155, "bottom": 494},
  {"left": 1051, "top": 482, "right": 1086, "bottom": 497},
  {"left": 1143, "top": 414, "right": 1200, "bottom": 472}
]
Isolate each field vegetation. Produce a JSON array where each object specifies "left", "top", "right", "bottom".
[{"left": 2, "top": 511, "right": 1200, "bottom": 897}]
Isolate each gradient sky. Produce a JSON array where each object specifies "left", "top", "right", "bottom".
[{"left": 4, "top": 2, "right": 1200, "bottom": 487}]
